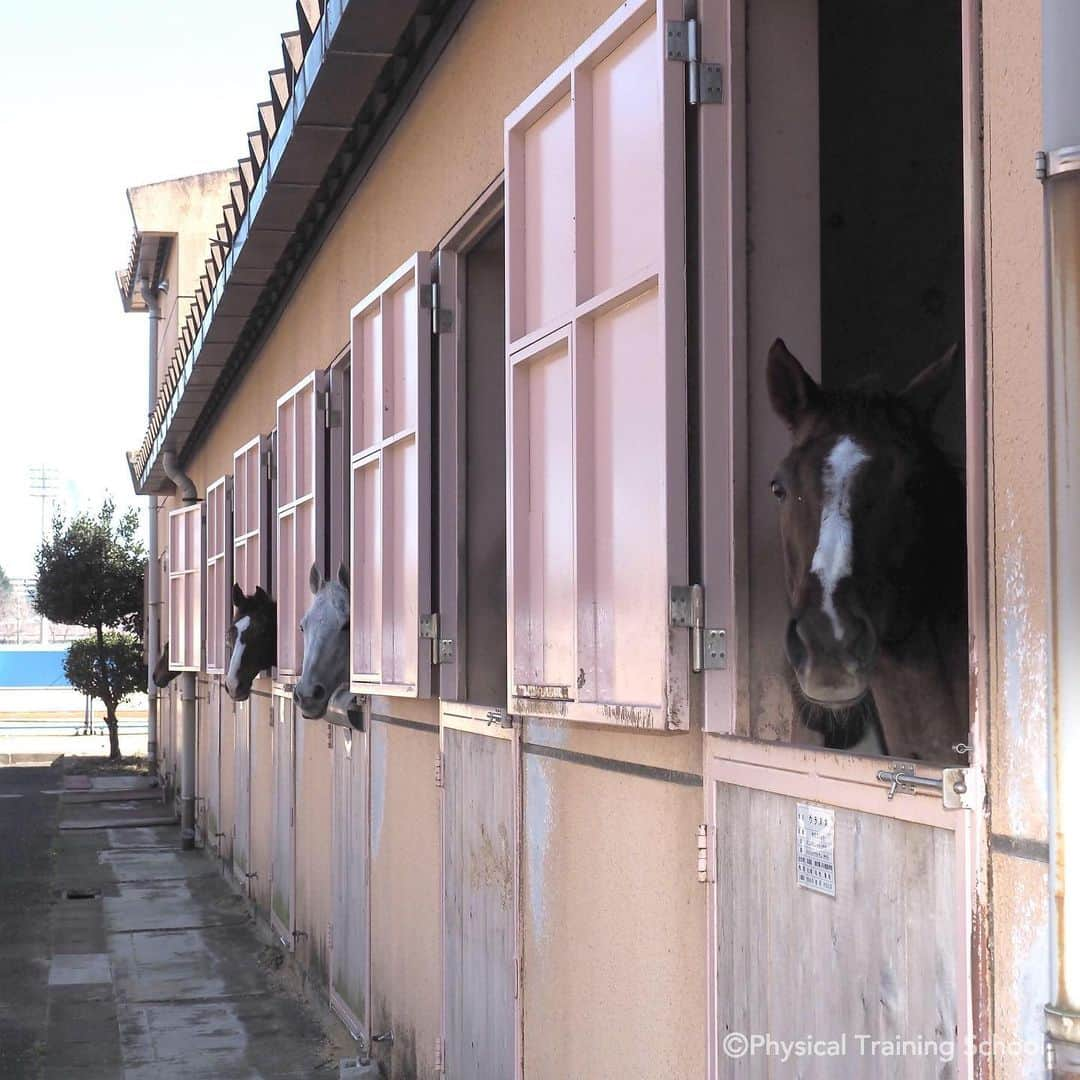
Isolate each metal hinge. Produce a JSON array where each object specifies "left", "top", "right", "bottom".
[
  {"left": 264, "top": 448, "right": 274, "bottom": 484},
  {"left": 434, "top": 1036, "right": 445, "bottom": 1074},
  {"left": 666, "top": 18, "right": 723, "bottom": 105},
  {"left": 434, "top": 751, "right": 444, "bottom": 789},
  {"left": 670, "top": 585, "right": 727, "bottom": 672},
  {"left": 322, "top": 388, "right": 333, "bottom": 430},
  {"left": 697, "top": 823, "right": 710, "bottom": 883},
  {"left": 289, "top": 805, "right": 294, "bottom": 828},
  {"left": 875, "top": 763, "right": 982, "bottom": 810},
  {"left": 420, "top": 282, "right": 453, "bottom": 334},
  {"left": 419, "top": 612, "right": 455, "bottom": 665}
]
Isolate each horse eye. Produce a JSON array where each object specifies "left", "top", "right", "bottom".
[{"left": 771, "top": 479, "right": 787, "bottom": 501}]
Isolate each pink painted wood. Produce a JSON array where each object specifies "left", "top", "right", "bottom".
[
  {"left": 504, "top": 0, "right": 689, "bottom": 729},
  {"left": 275, "top": 373, "right": 327, "bottom": 679},
  {"left": 167, "top": 503, "right": 203, "bottom": 671},
  {"left": 204, "top": 476, "right": 232, "bottom": 674},
  {"left": 232, "top": 435, "right": 270, "bottom": 597},
  {"left": 348, "top": 252, "right": 434, "bottom": 698}
]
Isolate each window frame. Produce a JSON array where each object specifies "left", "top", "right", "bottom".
[{"left": 436, "top": 179, "right": 506, "bottom": 705}]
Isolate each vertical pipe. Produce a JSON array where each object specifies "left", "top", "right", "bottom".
[
  {"left": 140, "top": 280, "right": 161, "bottom": 772},
  {"left": 1043, "top": 0, "right": 1080, "bottom": 1073}
]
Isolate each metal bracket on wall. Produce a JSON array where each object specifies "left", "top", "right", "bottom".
[
  {"left": 670, "top": 585, "right": 727, "bottom": 672},
  {"left": 665, "top": 18, "right": 723, "bottom": 105},
  {"left": 419, "top": 282, "right": 453, "bottom": 334},
  {"left": 420, "top": 612, "right": 454, "bottom": 665}
]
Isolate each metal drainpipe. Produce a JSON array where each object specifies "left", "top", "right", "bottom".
[
  {"left": 138, "top": 281, "right": 160, "bottom": 773},
  {"left": 162, "top": 450, "right": 198, "bottom": 851},
  {"left": 1042, "top": 0, "right": 1080, "bottom": 1073}
]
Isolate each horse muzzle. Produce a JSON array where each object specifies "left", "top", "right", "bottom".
[
  {"left": 294, "top": 682, "right": 329, "bottom": 719},
  {"left": 785, "top": 609, "right": 876, "bottom": 706}
]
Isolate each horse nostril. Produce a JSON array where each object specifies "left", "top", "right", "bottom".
[
  {"left": 312, "top": 684, "right": 326, "bottom": 700},
  {"left": 786, "top": 618, "right": 809, "bottom": 671},
  {"left": 847, "top": 615, "right": 876, "bottom": 667}
]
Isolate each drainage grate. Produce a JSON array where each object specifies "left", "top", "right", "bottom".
[{"left": 63, "top": 888, "right": 101, "bottom": 901}]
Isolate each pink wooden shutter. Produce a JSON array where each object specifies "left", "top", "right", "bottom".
[
  {"left": 233, "top": 435, "right": 271, "bottom": 597},
  {"left": 276, "top": 373, "right": 328, "bottom": 679},
  {"left": 504, "top": 0, "right": 690, "bottom": 729},
  {"left": 349, "top": 253, "right": 434, "bottom": 698},
  {"left": 204, "top": 477, "right": 232, "bottom": 673},
  {"left": 168, "top": 503, "right": 204, "bottom": 671}
]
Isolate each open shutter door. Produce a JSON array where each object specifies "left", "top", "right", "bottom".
[
  {"left": 349, "top": 253, "right": 434, "bottom": 698},
  {"left": 205, "top": 476, "right": 233, "bottom": 674},
  {"left": 233, "top": 435, "right": 272, "bottom": 597},
  {"left": 276, "top": 373, "right": 328, "bottom": 680},
  {"left": 504, "top": 0, "right": 689, "bottom": 729},
  {"left": 168, "top": 503, "right": 204, "bottom": 672}
]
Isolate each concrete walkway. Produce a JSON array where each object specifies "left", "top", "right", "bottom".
[{"left": 3, "top": 764, "right": 360, "bottom": 1080}]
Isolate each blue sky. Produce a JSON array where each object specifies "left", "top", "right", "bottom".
[{"left": 0, "top": 1, "right": 298, "bottom": 576}]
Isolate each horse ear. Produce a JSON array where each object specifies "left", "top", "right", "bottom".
[
  {"left": 253, "top": 586, "right": 269, "bottom": 605},
  {"left": 309, "top": 562, "right": 322, "bottom": 595},
  {"left": 901, "top": 344, "right": 960, "bottom": 422},
  {"left": 232, "top": 583, "right": 246, "bottom": 610},
  {"left": 337, "top": 562, "right": 350, "bottom": 592},
  {"left": 767, "top": 339, "right": 821, "bottom": 429}
]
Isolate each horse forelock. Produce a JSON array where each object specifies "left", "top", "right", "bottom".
[{"left": 311, "top": 580, "right": 349, "bottom": 622}]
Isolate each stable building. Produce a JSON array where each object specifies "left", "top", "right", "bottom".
[{"left": 118, "top": 0, "right": 1080, "bottom": 1076}]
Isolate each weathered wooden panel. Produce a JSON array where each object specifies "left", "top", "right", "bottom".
[
  {"left": 205, "top": 679, "right": 222, "bottom": 849},
  {"left": 713, "top": 784, "right": 957, "bottom": 1079},
  {"left": 271, "top": 692, "right": 296, "bottom": 946},
  {"left": 443, "top": 723, "right": 516, "bottom": 1079},
  {"left": 330, "top": 725, "right": 370, "bottom": 1040},
  {"left": 232, "top": 698, "right": 252, "bottom": 884}
]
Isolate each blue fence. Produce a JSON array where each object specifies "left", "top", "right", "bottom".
[{"left": 0, "top": 649, "right": 71, "bottom": 688}]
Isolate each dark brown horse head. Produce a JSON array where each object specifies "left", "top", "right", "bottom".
[
  {"left": 152, "top": 644, "right": 179, "bottom": 689},
  {"left": 225, "top": 584, "right": 276, "bottom": 701},
  {"left": 767, "top": 338, "right": 963, "bottom": 711}
]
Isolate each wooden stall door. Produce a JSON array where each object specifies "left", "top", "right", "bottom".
[
  {"left": 704, "top": 740, "right": 978, "bottom": 1079},
  {"left": 204, "top": 679, "right": 222, "bottom": 852},
  {"left": 694, "top": 0, "right": 987, "bottom": 1072},
  {"left": 504, "top": 0, "right": 690, "bottom": 730},
  {"left": 232, "top": 698, "right": 252, "bottom": 891},
  {"left": 440, "top": 704, "right": 520, "bottom": 1079},
  {"left": 270, "top": 688, "right": 296, "bottom": 948},
  {"left": 329, "top": 723, "right": 370, "bottom": 1044}
]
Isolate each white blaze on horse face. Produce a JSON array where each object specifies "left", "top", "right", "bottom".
[
  {"left": 810, "top": 436, "right": 871, "bottom": 641},
  {"left": 225, "top": 615, "right": 251, "bottom": 695}
]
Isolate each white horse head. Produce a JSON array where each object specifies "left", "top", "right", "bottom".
[{"left": 293, "top": 563, "right": 350, "bottom": 719}]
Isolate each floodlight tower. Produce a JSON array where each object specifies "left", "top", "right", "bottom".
[{"left": 28, "top": 465, "right": 59, "bottom": 643}]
